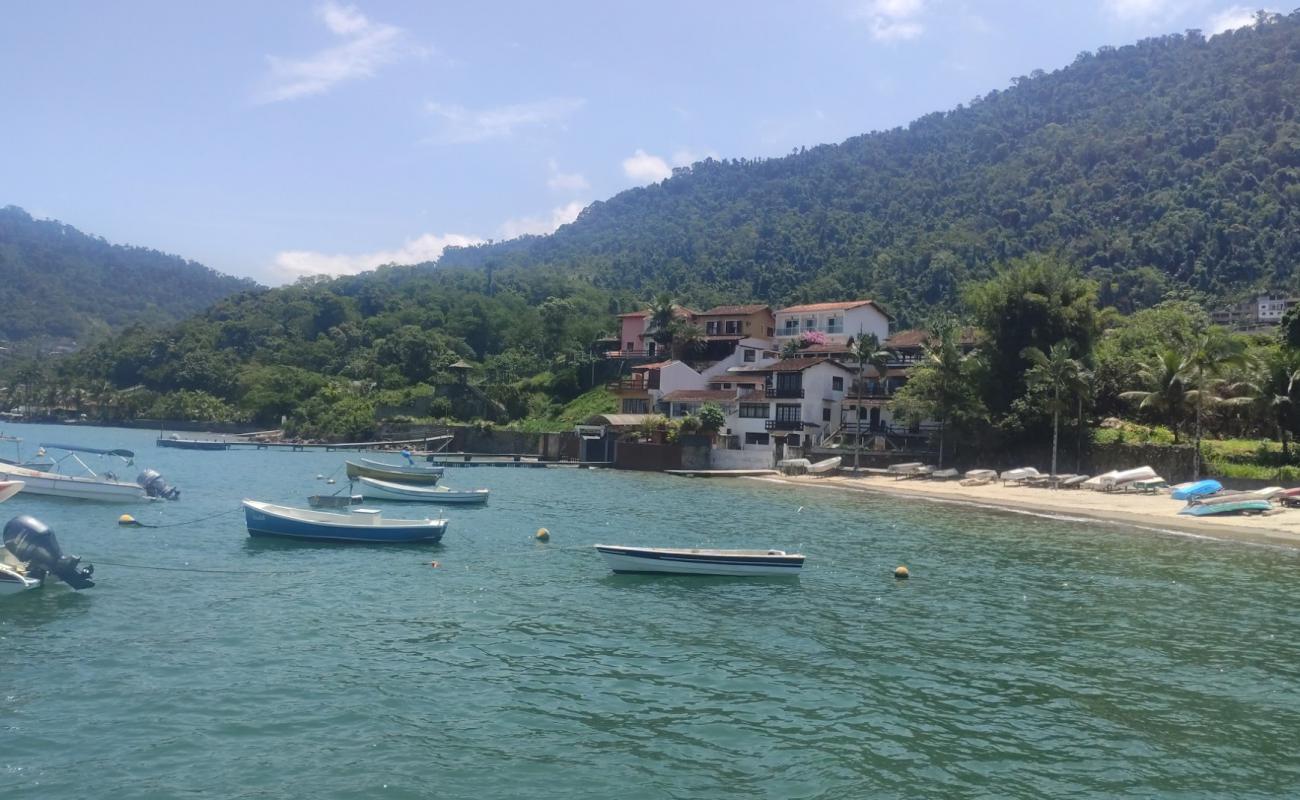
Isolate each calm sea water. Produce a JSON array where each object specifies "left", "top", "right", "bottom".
[{"left": 3, "top": 423, "right": 1299, "bottom": 799}]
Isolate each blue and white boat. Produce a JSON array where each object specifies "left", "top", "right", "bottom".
[
  {"left": 1171, "top": 479, "right": 1223, "bottom": 501},
  {"left": 594, "top": 544, "right": 805, "bottom": 576},
  {"left": 242, "top": 500, "right": 447, "bottom": 543},
  {"left": 345, "top": 458, "right": 444, "bottom": 485},
  {"left": 356, "top": 476, "right": 489, "bottom": 505},
  {"left": 1178, "top": 499, "right": 1272, "bottom": 517}
]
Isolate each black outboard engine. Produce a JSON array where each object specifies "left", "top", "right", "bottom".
[
  {"left": 3, "top": 515, "right": 95, "bottom": 589},
  {"left": 137, "top": 469, "right": 180, "bottom": 500}
]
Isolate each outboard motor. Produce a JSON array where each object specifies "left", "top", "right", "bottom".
[
  {"left": 3, "top": 515, "right": 95, "bottom": 589},
  {"left": 137, "top": 469, "right": 180, "bottom": 500}
]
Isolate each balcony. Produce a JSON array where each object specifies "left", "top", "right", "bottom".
[
  {"left": 764, "top": 385, "right": 804, "bottom": 398},
  {"left": 776, "top": 324, "right": 844, "bottom": 337},
  {"left": 601, "top": 349, "right": 659, "bottom": 359},
  {"left": 608, "top": 378, "right": 656, "bottom": 393},
  {"left": 765, "top": 419, "right": 804, "bottom": 431}
]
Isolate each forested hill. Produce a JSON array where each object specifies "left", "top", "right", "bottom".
[
  {"left": 440, "top": 13, "right": 1300, "bottom": 321},
  {"left": 0, "top": 206, "right": 259, "bottom": 344}
]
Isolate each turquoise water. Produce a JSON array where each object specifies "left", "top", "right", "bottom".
[{"left": 3, "top": 423, "right": 1300, "bottom": 799}]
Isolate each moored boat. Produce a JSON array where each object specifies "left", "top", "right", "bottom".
[
  {"left": 1, "top": 514, "right": 95, "bottom": 595},
  {"left": 0, "top": 480, "right": 23, "bottom": 504},
  {"left": 0, "top": 464, "right": 147, "bottom": 502},
  {"left": 308, "top": 493, "right": 364, "bottom": 508},
  {"left": 242, "top": 500, "right": 447, "bottom": 543},
  {"left": 594, "top": 544, "right": 805, "bottom": 576},
  {"left": 157, "top": 434, "right": 230, "bottom": 450},
  {"left": 345, "top": 459, "right": 444, "bottom": 485},
  {"left": 356, "top": 476, "right": 489, "bottom": 504}
]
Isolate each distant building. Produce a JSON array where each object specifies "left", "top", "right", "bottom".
[{"left": 1211, "top": 294, "right": 1299, "bottom": 330}]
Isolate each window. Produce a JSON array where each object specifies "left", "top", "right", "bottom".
[
  {"left": 784, "top": 434, "right": 801, "bottom": 446},
  {"left": 767, "top": 327, "right": 775, "bottom": 337},
  {"left": 706, "top": 321, "right": 720, "bottom": 335},
  {"left": 725, "top": 320, "right": 742, "bottom": 335},
  {"left": 622, "top": 398, "right": 649, "bottom": 414},
  {"left": 832, "top": 376, "right": 844, "bottom": 391},
  {"left": 743, "top": 349, "right": 756, "bottom": 363},
  {"left": 674, "top": 404, "right": 695, "bottom": 417},
  {"left": 740, "top": 403, "right": 769, "bottom": 418},
  {"left": 804, "top": 317, "right": 816, "bottom": 330},
  {"left": 721, "top": 382, "right": 732, "bottom": 389},
  {"left": 625, "top": 341, "right": 633, "bottom": 351},
  {"left": 775, "top": 404, "right": 801, "bottom": 423},
  {"left": 826, "top": 316, "right": 842, "bottom": 333},
  {"left": 744, "top": 432, "right": 770, "bottom": 446},
  {"left": 783, "top": 318, "right": 799, "bottom": 333},
  {"left": 822, "top": 407, "right": 831, "bottom": 422}
]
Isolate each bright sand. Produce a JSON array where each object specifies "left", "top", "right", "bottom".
[{"left": 756, "top": 473, "right": 1300, "bottom": 548}]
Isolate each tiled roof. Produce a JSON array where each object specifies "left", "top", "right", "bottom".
[
  {"left": 634, "top": 360, "right": 676, "bottom": 370},
  {"left": 797, "top": 343, "right": 853, "bottom": 354},
  {"left": 733, "top": 357, "right": 853, "bottom": 373},
  {"left": 695, "top": 304, "right": 770, "bottom": 316},
  {"left": 659, "top": 389, "right": 737, "bottom": 402},
  {"left": 885, "top": 327, "right": 980, "bottom": 349},
  {"left": 777, "top": 300, "right": 876, "bottom": 314}
]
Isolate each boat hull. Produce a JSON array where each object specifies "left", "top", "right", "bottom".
[
  {"left": 345, "top": 461, "right": 442, "bottom": 484},
  {"left": 157, "top": 438, "right": 230, "bottom": 450},
  {"left": 1179, "top": 500, "right": 1272, "bottom": 517},
  {"left": 243, "top": 501, "right": 446, "bottom": 543},
  {"left": 595, "top": 545, "right": 804, "bottom": 576},
  {"left": 0, "top": 564, "right": 42, "bottom": 594},
  {"left": 0, "top": 467, "right": 145, "bottom": 502},
  {"left": 356, "top": 476, "right": 488, "bottom": 504}
]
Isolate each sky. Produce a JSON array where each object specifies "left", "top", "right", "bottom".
[{"left": 0, "top": 1, "right": 1274, "bottom": 285}]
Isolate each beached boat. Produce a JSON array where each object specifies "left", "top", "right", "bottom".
[
  {"left": 1100, "top": 466, "right": 1157, "bottom": 489},
  {"left": 594, "top": 544, "right": 805, "bottom": 576},
  {"left": 157, "top": 434, "right": 230, "bottom": 450},
  {"left": 1000, "top": 467, "right": 1041, "bottom": 485},
  {"left": 242, "top": 500, "right": 448, "bottom": 543},
  {"left": 1178, "top": 499, "right": 1272, "bottom": 517},
  {"left": 930, "top": 468, "right": 959, "bottom": 480},
  {"left": 356, "top": 476, "right": 489, "bottom": 505},
  {"left": 1171, "top": 480, "right": 1222, "bottom": 501},
  {"left": 345, "top": 459, "right": 444, "bottom": 485},
  {"left": 808, "top": 457, "right": 842, "bottom": 475}
]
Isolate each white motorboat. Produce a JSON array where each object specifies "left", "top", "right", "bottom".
[
  {"left": 0, "top": 554, "right": 42, "bottom": 594},
  {"left": 0, "top": 464, "right": 147, "bottom": 502},
  {"left": 0, "top": 444, "right": 179, "bottom": 503},
  {"left": 356, "top": 476, "right": 489, "bottom": 505},
  {"left": 594, "top": 544, "right": 805, "bottom": 576}
]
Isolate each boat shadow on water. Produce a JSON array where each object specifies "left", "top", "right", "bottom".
[
  {"left": 597, "top": 573, "right": 804, "bottom": 591},
  {"left": 240, "top": 536, "right": 445, "bottom": 556},
  {"left": 1, "top": 588, "right": 93, "bottom": 629}
]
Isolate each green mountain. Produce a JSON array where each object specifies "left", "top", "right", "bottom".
[
  {"left": 0, "top": 206, "right": 259, "bottom": 344},
  {"left": 439, "top": 13, "right": 1300, "bottom": 320}
]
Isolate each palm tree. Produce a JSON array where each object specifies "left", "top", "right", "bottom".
[
  {"left": 846, "top": 332, "right": 895, "bottom": 473},
  {"left": 1021, "top": 341, "right": 1085, "bottom": 479},
  {"left": 891, "top": 318, "right": 981, "bottom": 469},
  {"left": 646, "top": 293, "right": 677, "bottom": 355},
  {"left": 1119, "top": 348, "right": 1189, "bottom": 442},
  {"left": 669, "top": 320, "right": 706, "bottom": 361},
  {"left": 1178, "top": 330, "right": 1252, "bottom": 479}
]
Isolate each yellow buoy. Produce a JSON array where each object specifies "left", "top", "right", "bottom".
[
  {"left": 535, "top": 527, "right": 550, "bottom": 542},
  {"left": 894, "top": 565, "right": 909, "bottom": 580},
  {"left": 118, "top": 514, "right": 143, "bottom": 527}
]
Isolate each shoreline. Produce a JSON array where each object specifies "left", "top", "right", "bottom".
[{"left": 752, "top": 473, "right": 1300, "bottom": 550}]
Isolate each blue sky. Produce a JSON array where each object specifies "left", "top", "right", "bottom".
[{"left": 0, "top": 1, "right": 1271, "bottom": 285}]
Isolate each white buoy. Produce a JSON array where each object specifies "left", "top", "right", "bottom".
[
  {"left": 315, "top": 474, "right": 324, "bottom": 480},
  {"left": 326, "top": 478, "right": 336, "bottom": 485}
]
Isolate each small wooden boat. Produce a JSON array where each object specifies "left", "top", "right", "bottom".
[
  {"left": 1178, "top": 499, "right": 1272, "bottom": 517},
  {"left": 345, "top": 459, "right": 443, "bottom": 485},
  {"left": 243, "top": 500, "right": 447, "bottom": 543},
  {"left": 308, "top": 493, "right": 363, "bottom": 508},
  {"left": 594, "top": 544, "right": 805, "bottom": 576},
  {"left": 356, "top": 476, "right": 489, "bottom": 505},
  {"left": 1171, "top": 480, "right": 1222, "bottom": 501},
  {"left": 808, "top": 457, "right": 842, "bottom": 475}
]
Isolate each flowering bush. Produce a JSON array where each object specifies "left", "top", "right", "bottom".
[{"left": 801, "top": 330, "right": 829, "bottom": 346}]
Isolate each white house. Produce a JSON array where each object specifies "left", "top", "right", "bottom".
[
  {"left": 610, "top": 360, "right": 705, "bottom": 414},
  {"left": 773, "top": 300, "right": 892, "bottom": 345},
  {"left": 720, "top": 357, "right": 854, "bottom": 452}
]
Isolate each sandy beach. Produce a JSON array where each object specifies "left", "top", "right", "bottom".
[{"left": 755, "top": 472, "right": 1300, "bottom": 549}]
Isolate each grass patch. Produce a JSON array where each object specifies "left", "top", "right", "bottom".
[{"left": 507, "top": 386, "right": 618, "bottom": 433}]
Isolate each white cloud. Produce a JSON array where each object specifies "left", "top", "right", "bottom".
[
  {"left": 272, "top": 232, "right": 483, "bottom": 281},
  {"left": 425, "top": 98, "right": 585, "bottom": 144},
  {"left": 257, "top": 2, "right": 414, "bottom": 103},
  {"left": 499, "top": 201, "right": 585, "bottom": 239},
  {"left": 622, "top": 149, "right": 673, "bottom": 183},
  {"left": 1206, "top": 5, "right": 1271, "bottom": 34},
  {"left": 547, "top": 158, "right": 590, "bottom": 192},
  {"left": 1103, "top": 0, "right": 1173, "bottom": 21},
  {"left": 855, "top": 0, "right": 926, "bottom": 41}
]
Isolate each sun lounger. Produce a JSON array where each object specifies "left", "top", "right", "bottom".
[{"left": 930, "top": 468, "right": 959, "bottom": 480}]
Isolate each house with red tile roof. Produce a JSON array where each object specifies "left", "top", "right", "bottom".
[{"left": 774, "top": 299, "right": 891, "bottom": 345}]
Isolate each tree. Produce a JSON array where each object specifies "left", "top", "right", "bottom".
[
  {"left": 965, "top": 256, "right": 1100, "bottom": 428},
  {"left": 890, "top": 318, "right": 985, "bottom": 468},
  {"left": 696, "top": 403, "right": 725, "bottom": 433},
  {"left": 669, "top": 320, "right": 706, "bottom": 361},
  {"left": 646, "top": 293, "right": 678, "bottom": 351},
  {"left": 1178, "top": 329, "right": 1253, "bottom": 479},
  {"left": 846, "top": 332, "right": 894, "bottom": 473},
  {"left": 1020, "top": 341, "right": 1086, "bottom": 478},
  {"left": 1119, "top": 348, "right": 1189, "bottom": 441}
]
